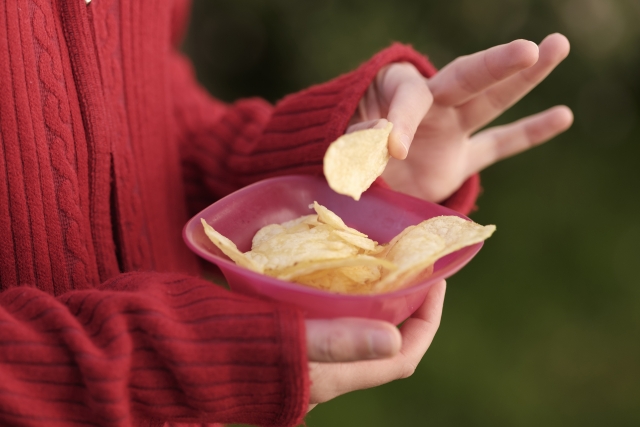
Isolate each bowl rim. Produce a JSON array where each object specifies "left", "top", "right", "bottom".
[{"left": 183, "top": 174, "right": 483, "bottom": 301}]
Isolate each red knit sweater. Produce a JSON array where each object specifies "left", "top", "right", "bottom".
[{"left": 0, "top": 0, "right": 479, "bottom": 426}]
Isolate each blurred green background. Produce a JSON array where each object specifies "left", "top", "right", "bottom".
[{"left": 182, "top": 0, "right": 640, "bottom": 425}]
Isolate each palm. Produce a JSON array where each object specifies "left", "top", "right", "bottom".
[
  {"left": 385, "top": 103, "right": 472, "bottom": 202},
  {"left": 352, "top": 34, "right": 573, "bottom": 203}
]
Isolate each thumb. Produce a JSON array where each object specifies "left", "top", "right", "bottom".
[
  {"left": 382, "top": 64, "right": 433, "bottom": 160},
  {"left": 306, "top": 318, "right": 402, "bottom": 363}
]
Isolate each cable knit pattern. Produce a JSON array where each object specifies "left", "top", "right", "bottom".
[{"left": 32, "top": 0, "right": 92, "bottom": 292}]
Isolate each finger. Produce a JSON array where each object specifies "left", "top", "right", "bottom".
[
  {"left": 395, "top": 280, "right": 446, "bottom": 376},
  {"left": 459, "top": 33, "right": 571, "bottom": 132},
  {"left": 309, "top": 281, "right": 446, "bottom": 403},
  {"left": 467, "top": 105, "right": 573, "bottom": 174},
  {"left": 306, "top": 317, "right": 401, "bottom": 363},
  {"left": 381, "top": 64, "right": 433, "bottom": 160},
  {"left": 428, "top": 39, "right": 539, "bottom": 107}
]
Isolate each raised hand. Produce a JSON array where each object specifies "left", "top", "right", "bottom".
[
  {"left": 350, "top": 34, "right": 573, "bottom": 203},
  {"left": 305, "top": 280, "right": 446, "bottom": 411}
]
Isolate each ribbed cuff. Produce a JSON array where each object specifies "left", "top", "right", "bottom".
[{"left": 440, "top": 174, "right": 481, "bottom": 216}]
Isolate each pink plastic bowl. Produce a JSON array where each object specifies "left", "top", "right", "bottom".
[{"left": 183, "top": 175, "right": 483, "bottom": 324}]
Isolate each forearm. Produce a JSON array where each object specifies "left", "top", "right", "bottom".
[{"left": 0, "top": 272, "right": 308, "bottom": 426}]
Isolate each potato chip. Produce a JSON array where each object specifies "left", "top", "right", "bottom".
[
  {"left": 281, "top": 214, "right": 318, "bottom": 229},
  {"left": 375, "top": 225, "right": 416, "bottom": 259},
  {"left": 251, "top": 215, "right": 318, "bottom": 250},
  {"left": 373, "top": 216, "right": 496, "bottom": 293},
  {"left": 273, "top": 255, "right": 396, "bottom": 281},
  {"left": 331, "top": 230, "right": 377, "bottom": 251},
  {"left": 323, "top": 122, "right": 393, "bottom": 201},
  {"left": 313, "top": 201, "right": 367, "bottom": 237},
  {"left": 384, "top": 227, "right": 446, "bottom": 268},
  {"left": 252, "top": 224, "right": 286, "bottom": 249},
  {"left": 420, "top": 216, "right": 496, "bottom": 256},
  {"left": 339, "top": 264, "right": 381, "bottom": 284},
  {"left": 249, "top": 226, "right": 359, "bottom": 271},
  {"left": 285, "top": 223, "right": 311, "bottom": 234},
  {"left": 301, "top": 215, "right": 322, "bottom": 227},
  {"left": 244, "top": 251, "right": 269, "bottom": 271},
  {"left": 294, "top": 269, "right": 362, "bottom": 294},
  {"left": 294, "top": 264, "right": 385, "bottom": 294},
  {"left": 200, "top": 219, "right": 263, "bottom": 273},
  {"left": 373, "top": 227, "right": 445, "bottom": 292}
]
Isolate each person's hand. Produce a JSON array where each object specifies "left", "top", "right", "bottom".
[
  {"left": 305, "top": 280, "right": 446, "bottom": 411},
  {"left": 348, "top": 33, "right": 573, "bottom": 203}
]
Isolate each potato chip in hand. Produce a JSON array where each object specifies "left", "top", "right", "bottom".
[{"left": 323, "top": 121, "right": 393, "bottom": 201}]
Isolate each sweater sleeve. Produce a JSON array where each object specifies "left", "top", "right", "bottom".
[
  {"left": 170, "top": 44, "right": 480, "bottom": 217},
  {"left": 0, "top": 272, "right": 308, "bottom": 427}
]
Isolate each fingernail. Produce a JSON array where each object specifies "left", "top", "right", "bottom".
[
  {"left": 399, "top": 134, "right": 411, "bottom": 157},
  {"left": 368, "top": 330, "right": 395, "bottom": 358}
]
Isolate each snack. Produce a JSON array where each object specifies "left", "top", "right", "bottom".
[
  {"left": 323, "top": 122, "right": 393, "bottom": 200},
  {"left": 201, "top": 202, "right": 495, "bottom": 294}
]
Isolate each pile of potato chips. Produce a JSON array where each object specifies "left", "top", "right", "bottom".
[{"left": 201, "top": 202, "right": 495, "bottom": 294}]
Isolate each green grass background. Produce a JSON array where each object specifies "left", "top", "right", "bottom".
[{"left": 182, "top": 0, "right": 640, "bottom": 425}]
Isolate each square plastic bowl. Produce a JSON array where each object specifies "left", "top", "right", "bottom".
[{"left": 183, "top": 175, "right": 483, "bottom": 325}]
